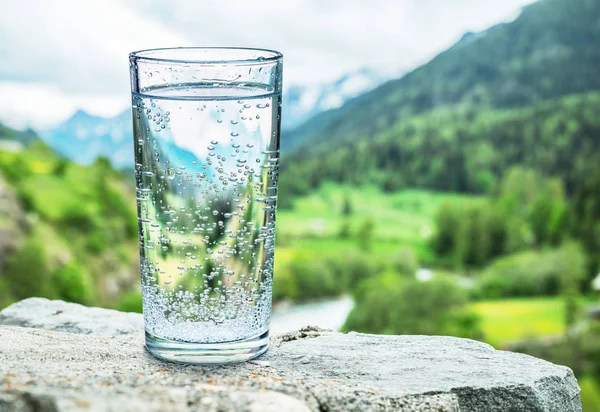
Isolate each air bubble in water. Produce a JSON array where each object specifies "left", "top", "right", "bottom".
[{"left": 134, "top": 91, "right": 276, "bottom": 344}]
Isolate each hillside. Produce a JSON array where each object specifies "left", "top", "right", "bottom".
[
  {"left": 280, "top": 0, "right": 600, "bottom": 195},
  {"left": 280, "top": 92, "right": 600, "bottom": 199},
  {"left": 0, "top": 124, "right": 139, "bottom": 310},
  {"left": 0, "top": 124, "right": 39, "bottom": 152}
]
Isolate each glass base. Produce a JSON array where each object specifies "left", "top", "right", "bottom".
[{"left": 145, "top": 330, "right": 269, "bottom": 365}]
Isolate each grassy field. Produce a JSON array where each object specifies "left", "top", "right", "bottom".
[
  {"left": 276, "top": 183, "right": 476, "bottom": 263},
  {"left": 472, "top": 298, "right": 565, "bottom": 347},
  {"left": 472, "top": 297, "right": 598, "bottom": 348}
]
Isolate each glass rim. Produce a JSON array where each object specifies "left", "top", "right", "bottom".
[{"left": 129, "top": 47, "right": 283, "bottom": 65}]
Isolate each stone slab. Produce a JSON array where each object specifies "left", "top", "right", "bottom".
[{"left": 0, "top": 299, "right": 581, "bottom": 411}]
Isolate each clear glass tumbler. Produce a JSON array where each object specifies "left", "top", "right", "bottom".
[{"left": 129, "top": 47, "right": 283, "bottom": 364}]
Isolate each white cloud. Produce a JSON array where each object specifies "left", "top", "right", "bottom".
[
  {"left": 0, "top": 82, "right": 127, "bottom": 129},
  {"left": 0, "top": 0, "right": 537, "bottom": 129},
  {"left": 0, "top": 0, "right": 188, "bottom": 128},
  {"left": 0, "top": 0, "right": 188, "bottom": 94},
  {"left": 127, "top": 0, "right": 537, "bottom": 81}
]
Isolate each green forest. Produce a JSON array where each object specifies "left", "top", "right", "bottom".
[{"left": 1, "top": 0, "right": 600, "bottom": 407}]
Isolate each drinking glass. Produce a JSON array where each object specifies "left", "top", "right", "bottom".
[{"left": 129, "top": 47, "right": 283, "bottom": 364}]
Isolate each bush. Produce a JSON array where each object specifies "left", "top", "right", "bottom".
[
  {"left": 53, "top": 159, "right": 68, "bottom": 176},
  {"left": 0, "top": 153, "right": 29, "bottom": 184},
  {"left": 273, "top": 253, "right": 335, "bottom": 302},
  {"left": 356, "top": 219, "right": 375, "bottom": 252},
  {"left": 4, "top": 238, "right": 55, "bottom": 300},
  {"left": 344, "top": 252, "right": 380, "bottom": 288},
  {"left": 85, "top": 229, "right": 107, "bottom": 254},
  {"left": 393, "top": 246, "right": 419, "bottom": 276},
  {"left": 0, "top": 277, "right": 15, "bottom": 309},
  {"left": 475, "top": 243, "right": 586, "bottom": 299},
  {"left": 343, "top": 273, "right": 481, "bottom": 339},
  {"left": 430, "top": 200, "right": 462, "bottom": 258},
  {"left": 273, "top": 251, "right": 379, "bottom": 302},
  {"left": 61, "top": 203, "right": 96, "bottom": 232},
  {"left": 272, "top": 258, "right": 299, "bottom": 302},
  {"left": 325, "top": 251, "right": 379, "bottom": 290},
  {"left": 116, "top": 291, "right": 143, "bottom": 313},
  {"left": 287, "top": 254, "right": 338, "bottom": 300},
  {"left": 52, "top": 261, "right": 92, "bottom": 304},
  {"left": 341, "top": 195, "right": 353, "bottom": 215},
  {"left": 337, "top": 220, "right": 352, "bottom": 239}
]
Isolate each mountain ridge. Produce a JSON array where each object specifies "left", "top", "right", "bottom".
[
  {"left": 284, "top": 0, "right": 600, "bottom": 152},
  {"left": 278, "top": 0, "right": 600, "bottom": 198}
]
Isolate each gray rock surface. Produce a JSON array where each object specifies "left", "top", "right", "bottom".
[
  {"left": 0, "top": 298, "right": 143, "bottom": 336},
  {"left": 0, "top": 299, "right": 582, "bottom": 411}
]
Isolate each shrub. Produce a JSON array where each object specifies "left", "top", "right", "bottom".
[
  {"left": 4, "top": 238, "right": 55, "bottom": 300},
  {"left": 52, "top": 261, "right": 92, "bottom": 304},
  {"left": 341, "top": 195, "right": 353, "bottom": 216},
  {"left": 287, "top": 254, "right": 338, "bottom": 300},
  {"left": 116, "top": 291, "right": 143, "bottom": 313},
  {"left": 337, "top": 220, "right": 352, "bottom": 239},
  {"left": 272, "top": 251, "right": 379, "bottom": 302},
  {"left": 393, "top": 246, "right": 419, "bottom": 276},
  {"left": 61, "top": 203, "right": 96, "bottom": 232},
  {"left": 343, "top": 273, "right": 481, "bottom": 339},
  {"left": 0, "top": 277, "right": 15, "bottom": 309},
  {"left": 85, "top": 229, "right": 107, "bottom": 254},
  {"left": 343, "top": 252, "right": 380, "bottom": 288},
  {"left": 475, "top": 243, "right": 586, "bottom": 299},
  {"left": 272, "top": 258, "right": 299, "bottom": 302},
  {"left": 356, "top": 219, "right": 375, "bottom": 252}
]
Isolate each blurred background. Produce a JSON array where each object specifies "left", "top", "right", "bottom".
[{"left": 2, "top": 0, "right": 600, "bottom": 407}]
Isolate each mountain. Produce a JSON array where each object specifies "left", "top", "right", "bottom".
[
  {"left": 0, "top": 124, "right": 40, "bottom": 152},
  {"left": 282, "top": 68, "right": 385, "bottom": 132},
  {"left": 284, "top": 0, "right": 600, "bottom": 150},
  {"left": 42, "top": 110, "right": 133, "bottom": 168},
  {"left": 40, "top": 69, "right": 385, "bottom": 168},
  {"left": 279, "top": 0, "right": 600, "bottom": 196}
]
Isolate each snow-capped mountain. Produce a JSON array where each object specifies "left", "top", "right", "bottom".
[
  {"left": 282, "top": 68, "right": 385, "bottom": 131},
  {"left": 42, "top": 109, "right": 134, "bottom": 168},
  {"left": 40, "top": 68, "right": 386, "bottom": 168}
]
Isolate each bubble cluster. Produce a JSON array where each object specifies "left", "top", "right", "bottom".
[{"left": 131, "top": 86, "right": 281, "bottom": 344}]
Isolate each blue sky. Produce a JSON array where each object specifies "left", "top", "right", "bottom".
[{"left": 0, "top": 0, "right": 536, "bottom": 129}]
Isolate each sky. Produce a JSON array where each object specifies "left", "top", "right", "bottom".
[{"left": 0, "top": 0, "right": 537, "bottom": 130}]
